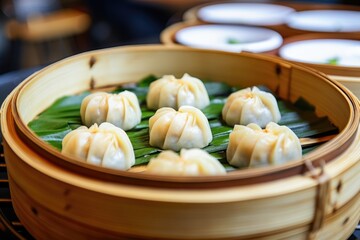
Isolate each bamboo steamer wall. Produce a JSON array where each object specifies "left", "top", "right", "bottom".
[{"left": 1, "top": 45, "right": 360, "bottom": 239}]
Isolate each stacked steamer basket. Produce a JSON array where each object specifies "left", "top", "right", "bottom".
[
  {"left": 160, "top": 21, "right": 284, "bottom": 55},
  {"left": 161, "top": 1, "right": 296, "bottom": 54},
  {"left": 181, "top": 0, "right": 297, "bottom": 38},
  {"left": 277, "top": 4, "right": 360, "bottom": 98},
  {"left": 1, "top": 45, "right": 360, "bottom": 240},
  {"left": 278, "top": 33, "right": 360, "bottom": 98},
  {"left": 162, "top": 1, "right": 360, "bottom": 98},
  {"left": 181, "top": 0, "right": 360, "bottom": 38}
]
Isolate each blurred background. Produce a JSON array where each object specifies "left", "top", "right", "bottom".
[
  {"left": 0, "top": 1, "right": 360, "bottom": 239},
  {"left": 0, "top": 0, "right": 359, "bottom": 74}
]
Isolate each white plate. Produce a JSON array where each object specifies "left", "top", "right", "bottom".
[
  {"left": 197, "top": 3, "right": 295, "bottom": 26},
  {"left": 286, "top": 10, "right": 360, "bottom": 32},
  {"left": 279, "top": 39, "right": 360, "bottom": 67},
  {"left": 175, "top": 25, "right": 283, "bottom": 53}
]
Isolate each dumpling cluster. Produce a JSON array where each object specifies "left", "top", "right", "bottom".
[
  {"left": 149, "top": 106, "right": 212, "bottom": 151},
  {"left": 80, "top": 91, "right": 141, "bottom": 131},
  {"left": 222, "top": 86, "right": 281, "bottom": 128},
  {"left": 60, "top": 72, "right": 300, "bottom": 174},
  {"left": 146, "top": 149, "right": 226, "bottom": 176},
  {"left": 62, "top": 122, "right": 135, "bottom": 170},
  {"left": 227, "top": 122, "right": 302, "bottom": 168},
  {"left": 146, "top": 73, "right": 210, "bottom": 110}
]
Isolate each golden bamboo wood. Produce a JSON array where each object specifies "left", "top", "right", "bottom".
[{"left": 1, "top": 45, "right": 359, "bottom": 240}]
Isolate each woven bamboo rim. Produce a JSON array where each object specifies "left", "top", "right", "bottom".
[
  {"left": 6, "top": 45, "right": 360, "bottom": 188},
  {"left": 1, "top": 45, "right": 360, "bottom": 239},
  {"left": 183, "top": 1, "right": 360, "bottom": 38}
]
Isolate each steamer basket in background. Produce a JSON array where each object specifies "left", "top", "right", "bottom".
[
  {"left": 160, "top": 21, "right": 283, "bottom": 54},
  {"left": 1, "top": 45, "right": 360, "bottom": 239},
  {"left": 277, "top": 33, "right": 360, "bottom": 99},
  {"left": 183, "top": 1, "right": 360, "bottom": 38},
  {"left": 162, "top": 1, "right": 360, "bottom": 99}
]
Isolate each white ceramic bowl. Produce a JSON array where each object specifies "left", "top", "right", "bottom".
[
  {"left": 279, "top": 39, "right": 360, "bottom": 67},
  {"left": 175, "top": 24, "right": 283, "bottom": 53},
  {"left": 197, "top": 3, "right": 295, "bottom": 26},
  {"left": 286, "top": 10, "right": 360, "bottom": 32}
]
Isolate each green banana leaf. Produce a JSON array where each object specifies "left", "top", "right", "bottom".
[{"left": 28, "top": 75, "right": 338, "bottom": 169}]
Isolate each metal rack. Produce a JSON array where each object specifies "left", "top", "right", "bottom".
[{"left": 0, "top": 144, "right": 35, "bottom": 240}]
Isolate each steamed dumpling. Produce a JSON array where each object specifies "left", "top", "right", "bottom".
[
  {"left": 222, "top": 86, "right": 281, "bottom": 128},
  {"left": 146, "top": 73, "right": 210, "bottom": 110},
  {"left": 227, "top": 122, "right": 302, "bottom": 168},
  {"left": 146, "top": 149, "right": 226, "bottom": 176},
  {"left": 62, "top": 122, "right": 135, "bottom": 170},
  {"left": 80, "top": 91, "right": 141, "bottom": 130},
  {"left": 149, "top": 106, "right": 212, "bottom": 151}
]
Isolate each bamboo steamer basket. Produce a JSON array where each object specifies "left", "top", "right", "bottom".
[
  {"left": 183, "top": 1, "right": 360, "bottom": 38},
  {"left": 277, "top": 33, "right": 360, "bottom": 99},
  {"left": 161, "top": 24, "right": 360, "bottom": 99},
  {"left": 1, "top": 45, "right": 360, "bottom": 240}
]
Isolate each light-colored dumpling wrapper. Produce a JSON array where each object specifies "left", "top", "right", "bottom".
[
  {"left": 149, "top": 106, "right": 212, "bottom": 151},
  {"left": 146, "top": 73, "right": 210, "bottom": 110},
  {"left": 146, "top": 149, "right": 226, "bottom": 176},
  {"left": 222, "top": 86, "right": 281, "bottom": 128},
  {"left": 81, "top": 91, "right": 141, "bottom": 130},
  {"left": 62, "top": 122, "right": 135, "bottom": 170},
  {"left": 227, "top": 122, "right": 302, "bottom": 168}
]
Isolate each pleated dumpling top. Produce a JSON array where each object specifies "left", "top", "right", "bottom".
[
  {"left": 149, "top": 106, "right": 212, "bottom": 151},
  {"left": 146, "top": 149, "right": 226, "bottom": 176},
  {"left": 146, "top": 73, "right": 210, "bottom": 110},
  {"left": 222, "top": 86, "right": 281, "bottom": 128},
  {"left": 80, "top": 91, "right": 141, "bottom": 131},
  {"left": 227, "top": 122, "right": 302, "bottom": 168},
  {"left": 62, "top": 122, "right": 135, "bottom": 170}
]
